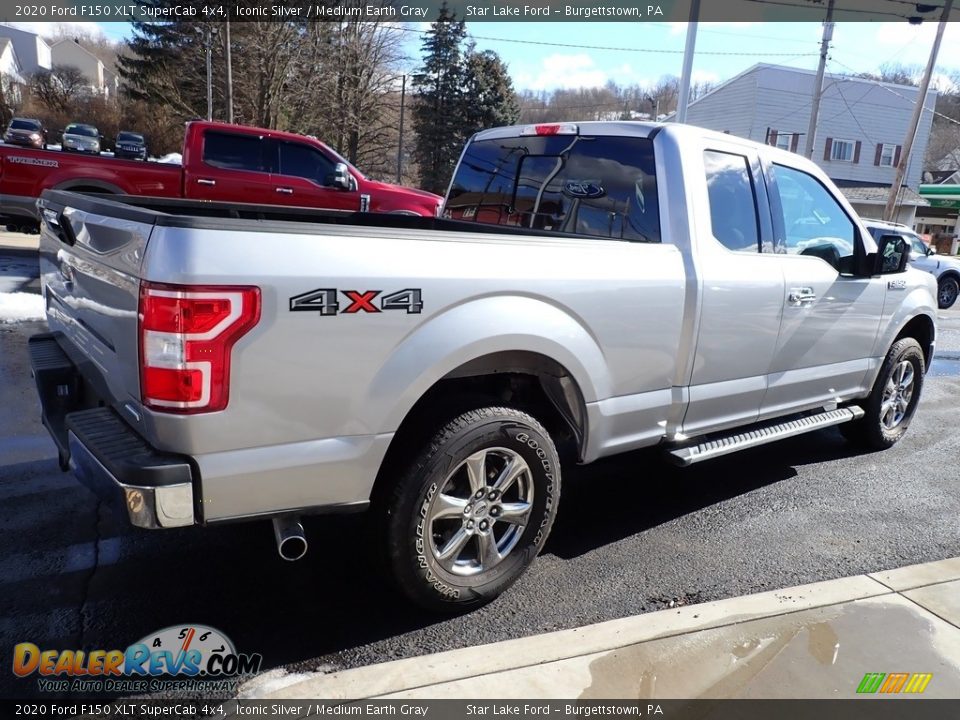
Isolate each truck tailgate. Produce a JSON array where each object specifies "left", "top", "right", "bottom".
[{"left": 37, "top": 192, "right": 154, "bottom": 412}]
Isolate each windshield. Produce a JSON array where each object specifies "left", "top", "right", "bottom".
[
  {"left": 445, "top": 134, "right": 660, "bottom": 242},
  {"left": 66, "top": 125, "right": 98, "bottom": 138},
  {"left": 117, "top": 132, "right": 143, "bottom": 143},
  {"left": 10, "top": 119, "right": 39, "bottom": 131}
]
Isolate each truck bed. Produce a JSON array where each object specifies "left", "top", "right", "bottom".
[{"left": 41, "top": 190, "right": 652, "bottom": 242}]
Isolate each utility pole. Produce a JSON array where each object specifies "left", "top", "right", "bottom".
[
  {"left": 224, "top": 18, "right": 234, "bottom": 124},
  {"left": 884, "top": 0, "right": 953, "bottom": 222},
  {"left": 396, "top": 75, "right": 406, "bottom": 184},
  {"left": 804, "top": 0, "right": 835, "bottom": 158},
  {"left": 205, "top": 26, "right": 213, "bottom": 121},
  {"left": 675, "top": 0, "right": 700, "bottom": 123}
]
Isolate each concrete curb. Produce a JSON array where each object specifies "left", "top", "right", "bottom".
[{"left": 251, "top": 574, "right": 896, "bottom": 700}]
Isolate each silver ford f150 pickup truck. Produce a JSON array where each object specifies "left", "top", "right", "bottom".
[{"left": 30, "top": 122, "right": 937, "bottom": 611}]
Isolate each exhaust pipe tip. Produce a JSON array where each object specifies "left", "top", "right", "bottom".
[{"left": 273, "top": 517, "right": 308, "bottom": 561}]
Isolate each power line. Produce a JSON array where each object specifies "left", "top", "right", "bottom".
[
  {"left": 383, "top": 25, "right": 819, "bottom": 57},
  {"left": 829, "top": 57, "right": 960, "bottom": 128}
]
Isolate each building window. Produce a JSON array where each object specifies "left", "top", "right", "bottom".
[
  {"left": 831, "top": 139, "right": 855, "bottom": 162},
  {"left": 767, "top": 130, "right": 798, "bottom": 152},
  {"left": 876, "top": 143, "right": 899, "bottom": 167}
]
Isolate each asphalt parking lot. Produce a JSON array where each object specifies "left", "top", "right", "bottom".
[{"left": 2, "top": 242, "right": 959, "bottom": 697}]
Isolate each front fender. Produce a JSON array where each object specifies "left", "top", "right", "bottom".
[
  {"left": 356, "top": 295, "right": 611, "bottom": 435},
  {"left": 868, "top": 273, "right": 937, "bottom": 385}
]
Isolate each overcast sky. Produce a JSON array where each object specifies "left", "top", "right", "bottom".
[{"left": 9, "top": 20, "right": 960, "bottom": 93}]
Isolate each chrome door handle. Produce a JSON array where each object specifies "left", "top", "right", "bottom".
[
  {"left": 275, "top": 187, "right": 293, "bottom": 195},
  {"left": 788, "top": 287, "right": 816, "bottom": 305},
  {"left": 197, "top": 178, "right": 216, "bottom": 186}
]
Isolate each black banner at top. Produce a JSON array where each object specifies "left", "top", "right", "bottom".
[{"left": 3, "top": 0, "right": 959, "bottom": 23}]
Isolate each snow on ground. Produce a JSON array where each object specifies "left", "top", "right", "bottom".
[
  {"left": 236, "top": 667, "right": 326, "bottom": 699},
  {"left": 0, "top": 292, "right": 45, "bottom": 323}
]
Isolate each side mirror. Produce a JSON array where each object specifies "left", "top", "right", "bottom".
[
  {"left": 927, "top": 246, "right": 936, "bottom": 256},
  {"left": 328, "top": 162, "right": 354, "bottom": 191},
  {"left": 875, "top": 234, "right": 910, "bottom": 275}
]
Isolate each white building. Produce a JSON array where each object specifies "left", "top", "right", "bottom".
[
  {"left": 0, "top": 24, "right": 51, "bottom": 75},
  {"left": 50, "top": 38, "right": 118, "bottom": 99},
  {"left": 683, "top": 63, "right": 938, "bottom": 226}
]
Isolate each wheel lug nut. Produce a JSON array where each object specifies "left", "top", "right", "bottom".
[
  {"left": 490, "top": 507, "right": 500, "bottom": 516},
  {"left": 464, "top": 505, "right": 471, "bottom": 515},
  {"left": 475, "top": 490, "right": 485, "bottom": 499},
  {"left": 488, "top": 490, "right": 498, "bottom": 500},
  {"left": 466, "top": 520, "right": 474, "bottom": 529},
  {"left": 479, "top": 521, "right": 488, "bottom": 530}
]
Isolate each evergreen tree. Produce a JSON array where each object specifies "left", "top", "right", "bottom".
[
  {"left": 461, "top": 48, "right": 520, "bottom": 134},
  {"left": 411, "top": 4, "right": 468, "bottom": 194}
]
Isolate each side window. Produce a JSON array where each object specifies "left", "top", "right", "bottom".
[
  {"left": 703, "top": 150, "right": 760, "bottom": 253},
  {"left": 203, "top": 131, "right": 266, "bottom": 172},
  {"left": 769, "top": 164, "right": 856, "bottom": 272},
  {"left": 277, "top": 141, "right": 337, "bottom": 185}
]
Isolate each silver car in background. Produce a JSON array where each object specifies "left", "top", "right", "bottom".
[
  {"left": 863, "top": 219, "right": 960, "bottom": 309},
  {"left": 61, "top": 123, "right": 101, "bottom": 155}
]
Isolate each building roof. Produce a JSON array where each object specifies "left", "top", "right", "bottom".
[
  {"left": 684, "top": 62, "right": 938, "bottom": 114},
  {"left": 833, "top": 181, "right": 927, "bottom": 207}
]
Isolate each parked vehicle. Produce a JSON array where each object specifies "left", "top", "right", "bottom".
[
  {"left": 114, "top": 130, "right": 147, "bottom": 160},
  {"left": 3, "top": 118, "right": 47, "bottom": 149},
  {"left": 29, "top": 122, "right": 936, "bottom": 612},
  {"left": 0, "top": 120, "right": 441, "bottom": 229},
  {"left": 863, "top": 219, "right": 960, "bottom": 309},
  {"left": 61, "top": 123, "right": 102, "bottom": 155}
]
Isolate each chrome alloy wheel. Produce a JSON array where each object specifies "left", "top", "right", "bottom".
[
  {"left": 427, "top": 447, "right": 534, "bottom": 577},
  {"left": 880, "top": 360, "right": 915, "bottom": 430}
]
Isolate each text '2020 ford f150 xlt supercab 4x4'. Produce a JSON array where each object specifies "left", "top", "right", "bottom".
[{"left": 29, "top": 122, "right": 936, "bottom": 611}]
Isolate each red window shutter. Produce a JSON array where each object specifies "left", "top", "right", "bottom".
[
  {"left": 893, "top": 145, "right": 902, "bottom": 167},
  {"left": 874, "top": 144, "right": 883, "bottom": 166},
  {"left": 790, "top": 134, "right": 799, "bottom": 152},
  {"left": 769, "top": 129, "right": 778, "bottom": 146},
  {"left": 823, "top": 137, "right": 833, "bottom": 161},
  {"left": 853, "top": 140, "right": 862, "bottom": 164}
]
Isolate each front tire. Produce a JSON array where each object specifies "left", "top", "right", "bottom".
[
  {"left": 938, "top": 276, "right": 959, "bottom": 309},
  {"left": 842, "top": 337, "right": 925, "bottom": 450},
  {"left": 382, "top": 407, "right": 561, "bottom": 612}
]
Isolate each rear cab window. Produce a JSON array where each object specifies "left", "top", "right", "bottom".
[
  {"left": 202, "top": 130, "right": 267, "bottom": 172},
  {"left": 445, "top": 133, "right": 660, "bottom": 243}
]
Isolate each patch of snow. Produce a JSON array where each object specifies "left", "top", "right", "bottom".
[
  {"left": 236, "top": 667, "right": 325, "bottom": 699},
  {"left": 0, "top": 292, "right": 45, "bottom": 323}
]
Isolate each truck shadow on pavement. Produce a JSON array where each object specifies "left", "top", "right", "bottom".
[
  {"left": 0, "top": 425, "right": 870, "bottom": 694},
  {"left": 546, "top": 427, "right": 863, "bottom": 560}
]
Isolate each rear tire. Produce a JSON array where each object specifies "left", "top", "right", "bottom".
[
  {"left": 938, "top": 276, "right": 959, "bottom": 310},
  {"left": 381, "top": 407, "right": 561, "bottom": 612},
  {"left": 841, "top": 338, "right": 924, "bottom": 450}
]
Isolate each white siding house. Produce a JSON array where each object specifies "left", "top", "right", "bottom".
[
  {"left": 0, "top": 24, "right": 51, "bottom": 75},
  {"left": 683, "top": 64, "right": 937, "bottom": 226},
  {"left": 50, "top": 38, "right": 117, "bottom": 99}
]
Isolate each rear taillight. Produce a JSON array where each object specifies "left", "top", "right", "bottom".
[{"left": 139, "top": 281, "right": 260, "bottom": 413}]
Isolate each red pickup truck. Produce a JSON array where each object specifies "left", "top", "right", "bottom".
[{"left": 0, "top": 120, "right": 442, "bottom": 229}]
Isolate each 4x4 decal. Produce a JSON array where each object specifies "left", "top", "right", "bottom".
[{"left": 290, "top": 288, "right": 423, "bottom": 315}]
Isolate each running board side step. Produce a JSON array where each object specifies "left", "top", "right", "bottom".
[{"left": 667, "top": 407, "right": 865, "bottom": 467}]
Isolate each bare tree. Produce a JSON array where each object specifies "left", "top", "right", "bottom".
[{"left": 29, "top": 65, "right": 87, "bottom": 115}]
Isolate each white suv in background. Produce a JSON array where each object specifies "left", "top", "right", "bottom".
[{"left": 863, "top": 219, "right": 960, "bottom": 309}]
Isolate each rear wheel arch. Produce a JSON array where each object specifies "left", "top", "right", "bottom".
[
  {"left": 370, "top": 351, "right": 587, "bottom": 506},
  {"left": 52, "top": 179, "right": 123, "bottom": 195}
]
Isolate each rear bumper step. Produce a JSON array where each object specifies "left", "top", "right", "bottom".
[
  {"left": 667, "top": 407, "right": 865, "bottom": 466},
  {"left": 29, "top": 333, "right": 196, "bottom": 529}
]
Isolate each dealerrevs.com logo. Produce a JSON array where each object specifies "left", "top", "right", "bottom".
[{"left": 13, "top": 624, "right": 262, "bottom": 693}]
